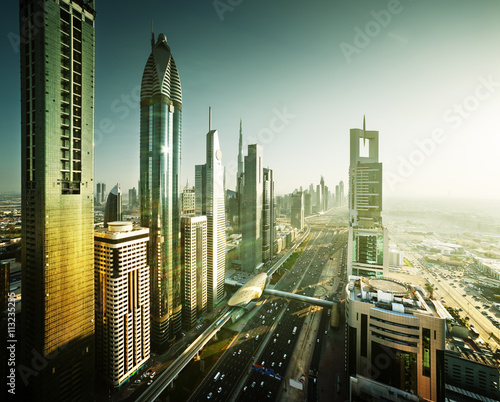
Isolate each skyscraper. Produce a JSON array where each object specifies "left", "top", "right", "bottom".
[
  {"left": 94, "top": 222, "right": 150, "bottom": 387},
  {"left": 180, "top": 216, "right": 207, "bottom": 329},
  {"left": 262, "top": 167, "right": 275, "bottom": 263},
  {"left": 304, "top": 192, "right": 312, "bottom": 217},
  {"left": 129, "top": 187, "right": 138, "bottom": 208},
  {"left": 241, "top": 144, "right": 264, "bottom": 273},
  {"left": 291, "top": 191, "right": 304, "bottom": 230},
  {"left": 20, "top": 1, "right": 96, "bottom": 400},
  {"left": 103, "top": 183, "right": 122, "bottom": 227},
  {"left": 96, "top": 182, "right": 102, "bottom": 205},
  {"left": 335, "top": 184, "right": 340, "bottom": 207},
  {"left": 320, "top": 176, "right": 325, "bottom": 212},
  {"left": 140, "top": 32, "right": 182, "bottom": 349},
  {"left": 181, "top": 183, "right": 195, "bottom": 216},
  {"left": 316, "top": 184, "right": 321, "bottom": 213},
  {"left": 195, "top": 114, "right": 226, "bottom": 308},
  {"left": 347, "top": 118, "right": 388, "bottom": 277},
  {"left": 339, "top": 180, "right": 345, "bottom": 206},
  {"left": 236, "top": 120, "right": 244, "bottom": 231}
]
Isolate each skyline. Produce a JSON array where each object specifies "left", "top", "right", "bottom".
[{"left": 2, "top": 0, "right": 500, "bottom": 199}]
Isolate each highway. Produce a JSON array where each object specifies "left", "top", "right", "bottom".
[
  {"left": 188, "top": 210, "right": 347, "bottom": 401},
  {"left": 136, "top": 308, "right": 235, "bottom": 402}
]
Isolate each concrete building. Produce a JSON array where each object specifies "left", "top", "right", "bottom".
[
  {"left": 236, "top": 120, "right": 244, "bottom": 231},
  {"left": 94, "top": 222, "right": 150, "bottom": 387},
  {"left": 241, "top": 144, "right": 264, "bottom": 273},
  {"left": 347, "top": 118, "right": 388, "bottom": 277},
  {"left": 180, "top": 216, "right": 207, "bottom": 329},
  {"left": 104, "top": 183, "right": 122, "bottom": 227},
  {"left": 181, "top": 184, "right": 195, "bottom": 216},
  {"left": 346, "top": 276, "right": 446, "bottom": 401},
  {"left": 389, "top": 245, "right": 404, "bottom": 267},
  {"left": 195, "top": 114, "right": 226, "bottom": 308},
  {"left": 304, "top": 192, "right": 312, "bottom": 217},
  {"left": 19, "top": 1, "right": 96, "bottom": 400},
  {"left": 316, "top": 184, "right": 322, "bottom": 213},
  {"left": 291, "top": 191, "right": 304, "bottom": 230},
  {"left": 129, "top": 187, "right": 137, "bottom": 208},
  {"left": 445, "top": 338, "right": 500, "bottom": 400},
  {"left": 339, "top": 180, "right": 345, "bottom": 206},
  {"left": 140, "top": 32, "right": 183, "bottom": 348},
  {"left": 335, "top": 184, "right": 340, "bottom": 207}
]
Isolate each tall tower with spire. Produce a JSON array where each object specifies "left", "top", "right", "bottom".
[
  {"left": 195, "top": 109, "right": 226, "bottom": 308},
  {"left": 140, "top": 32, "right": 183, "bottom": 350},
  {"left": 347, "top": 117, "right": 388, "bottom": 277},
  {"left": 236, "top": 120, "right": 244, "bottom": 230}
]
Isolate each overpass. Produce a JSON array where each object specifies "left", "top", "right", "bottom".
[
  {"left": 136, "top": 308, "right": 235, "bottom": 402},
  {"left": 263, "top": 288, "right": 334, "bottom": 307}
]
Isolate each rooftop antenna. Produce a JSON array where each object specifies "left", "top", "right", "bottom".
[
  {"left": 151, "top": 19, "right": 155, "bottom": 49},
  {"left": 209, "top": 107, "right": 212, "bottom": 131}
]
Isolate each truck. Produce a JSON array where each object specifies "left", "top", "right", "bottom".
[
  {"left": 213, "top": 372, "right": 220, "bottom": 382},
  {"left": 292, "top": 326, "right": 297, "bottom": 335}
]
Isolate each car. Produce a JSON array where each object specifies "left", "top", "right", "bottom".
[
  {"left": 245, "top": 333, "right": 249, "bottom": 339},
  {"left": 147, "top": 380, "right": 153, "bottom": 385},
  {"left": 267, "top": 391, "right": 272, "bottom": 398},
  {"left": 260, "top": 381, "right": 265, "bottom": 387},
  {"left": 218, "top": 387, "right": 222, "bottom": 393},
  {"left": 279, "top": 361, "right": 282, "bottom": 367},
  {"left": 220, "top": 374, "right": 225, "bottom": 381},
  {"left": 283, "top": 354, "right": 287, "bottom": 359},
  {"left": 134, "top": 380, "right": 141, "bottom": 384},
  {"left": 233, "top": 352, "right": 236, "bottom": 356},
  {"left": 207, "top": 392, "right": 212, "bottom": 399},
  {"left": 262, "top": 361, "right": 265, "bottom": 366},
  {"left": 243, "top": 386, "right": 248, "bottom": 391},
  {"left": 251, "top": 381, "right": 256, "bottom": 388},
  {"left": 273, "top": 339, "right": 276, "bottom": 343},
  {"left": 256, "top": 335, "right": 259, "bottom": 340},
  {"left": 271, "top": 362, "right": 275, "bottom": 367},
  {"left": 288, "top": 339, "right": 291, "bottom": 344}
]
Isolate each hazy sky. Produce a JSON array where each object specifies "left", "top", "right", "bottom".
[{"left": 1, "top": 0, "right": 500, "bottom": 199}]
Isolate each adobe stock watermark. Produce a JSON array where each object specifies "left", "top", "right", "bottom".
[
  {"left": 8, "top": 1, "right": 45, "bottom": 54},
  {"left": 95, "top": 85, "right": 141, "bottom": 147},
  {"left": 223, "top": 106, "right": 296, "bottom": 184},
  {"left": 340, "top": 0, "right": 411, "bottom": 64},
  {"left": 386, "top": 75, "right": 499, "bottom": 191},
  {"left": 213, "top": 0, "right": 243, "bottom": 22}
]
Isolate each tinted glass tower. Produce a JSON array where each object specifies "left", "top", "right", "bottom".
[
  {"left": 140, "top": 32, "right": 182, "bottom": 350},
  {"left": 19, "top": 1, "right": 96, "bottom": 400},
  {"left": 103, "top": 183, "right": 122, "bottom": 227}
]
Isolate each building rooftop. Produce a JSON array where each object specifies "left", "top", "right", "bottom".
[
  {"left": 94, "top": 222, "right": 148, "bottom": 240},
  {"left": 347, "top": 275, "right": 446, "bottom": 319}
]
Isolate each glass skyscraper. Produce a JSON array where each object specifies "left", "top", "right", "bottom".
[
  {"left": 20, "top": 0, "right": 96, "bottom": 400},
  {"left": 140, "top": 33, "right": 182, "bottom": 350}
]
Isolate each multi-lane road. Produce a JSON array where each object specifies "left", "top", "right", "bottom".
[{"left": 188, "top": 211, "right": 347, "bottom": 402}]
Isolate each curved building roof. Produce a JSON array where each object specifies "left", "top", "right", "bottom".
[
  {"left": 141, "top": 34, "right": 182, "bottom": 106},
  {"left": 228, "top": 272, "right": 268, "bottom": 307}
]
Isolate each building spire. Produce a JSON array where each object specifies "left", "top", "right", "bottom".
[
  {"left": 209, "top": 106, "right": 212, "bottom": 131},
  {"left": 151, "top": 19, "right": 155, "bottom": 49},
  {"left": 237, "top": 119, "right": 243, "bottom": 180}
]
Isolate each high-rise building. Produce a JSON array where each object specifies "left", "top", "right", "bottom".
[
  {"left": 262, "top": 167, "right": 275, "bottom": 263},
  {"left": 320, "top": 176, "right": 326, "bottom": 212},
  {"left": 195, "top": 115, "right": 226, "bottom": 308},
  {"left": 316, "top": 184, "right": 321, "bottom": 213},
  {"left": 140, "top": 32, "right": 182, "bottom": 349},
  {"left": 19, "top": 1, "right": 96, "bottom": 400},
  {"left": 181, "top": 184, "right": 195, "bottom": 216},
  {"left": 291, "top": 191, "right": 304, "bottom": 230},
  {"left": 0, "top": 261, "right": 8, "bottom": 314},
  {"left": 347, "top": 118, "right": 388, "bottom": 277},
  {"left": 346, "top": 275, "right": 446, "bottom": 401},
  {"left": 335, "top": 184, "right": 340, "bottom": 207},
  {"left": 94, "top": 222, "right": 150, "bottom": 387},
  {"left": 236, "top": 120, "right": 244, "bottom": 231},
  {"left": 96, "top": 182, "right": 102, "bottom": 205},
  {"left": 339, "top": 180, "right": 345, "bottom": 206},
  {"left": 324, "top": 184, "right": 329, "bottom": 211},
  {"left": 180, "top": 216, "right": 207, "bottom": 329},
  {"left": 241, "top": 144, "right": 264, "bottom": 273},
  {"left": 103, "top": 183, "right": 122, "bottom": 227},
  {"left": 304, "top": 192, "right": 312, "bottom": 217},
  {"left": 129, "top": 187, "right": 137, "bottom": 208}
]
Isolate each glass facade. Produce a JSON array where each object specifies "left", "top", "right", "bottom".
[
  {"left": 140, "top": 34, "right": 182, "bottom": 349},
  {"left": 20, "top": 1, "right": 96, "bottom": 400}
]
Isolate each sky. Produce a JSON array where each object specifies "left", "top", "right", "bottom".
[{"left": 1, "top": 0, "right": 500, "bottom": 199}]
